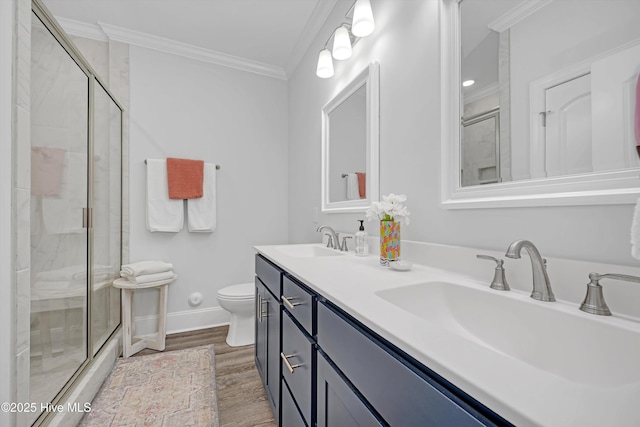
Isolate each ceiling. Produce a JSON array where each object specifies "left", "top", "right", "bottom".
[{"left": 41, "top": 0, "right": 339, "bottom": 77}]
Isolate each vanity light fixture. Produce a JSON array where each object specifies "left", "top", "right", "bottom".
[
  {"left": 462, "top": 79, "right": 475, "bottom": 87},
  {"left": 352, "top": 0, "right": 375, "bottom": 37},
  {"left": 316, "top": 48, "right": 335, "bottom": 78},
  {"left": 315, "top": 0, "right": 375, "bottom": 78},
  {"left": 332, "top": 25, "right": 353, "bottom": 60}
]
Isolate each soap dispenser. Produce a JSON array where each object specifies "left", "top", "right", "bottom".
[{"left": 355, "top": 220, "right": 368, "bottom": 256}]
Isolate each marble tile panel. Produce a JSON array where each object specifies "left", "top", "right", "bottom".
[
  {"left": 15, "top": 106, "right": 29, "bottom": 190},
  {"left": 15, "top": 347, "right": 29, "bottom": 427},
  {"left": 15, "top": 188, "right": 30, "bottom": 271},
  {"left": 16, "top": 268, "right": 30, "bottom": 353},
  {"left": 15, "top": 0, "right": 30, "bottom": 111}
]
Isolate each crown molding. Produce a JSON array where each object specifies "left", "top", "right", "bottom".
[
  {"left": 488, "top": 0, "right": 553, "bottom": 32},
  {"left": 97, "top": 22, "right": 286, "bottom": 80},
  {"left": 55, "top": 17, "right": 109, "bottom": 42},
  {"left": 285, "top": 0, "right": 339, "bottom": 78}
]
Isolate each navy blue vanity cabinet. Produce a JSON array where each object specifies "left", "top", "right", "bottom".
[
  {"left": 317, "top": 351, "right": 385, "bottom": 426},
  {"left": 317, "top": 301, "right": 512, "bottom": 427},
  {"left": 280, "top": 275, "right": 317, "bottom": 427},
  {"left": 255, "top": 255, "right": 282, "bottom": 422}
]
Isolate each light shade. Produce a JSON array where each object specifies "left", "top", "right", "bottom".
[
  {"left": 316, "top": 49, "right": 334, "bottom": 78},
  {"left": 332, "top": 26, "right": 352, "bottom": 60},
  {"left": 352, "top": 0, "right": 375, "bottom": 37}
]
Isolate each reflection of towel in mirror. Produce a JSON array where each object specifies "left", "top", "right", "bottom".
[
  {"left": 632, "top": 198, "right": 640, "bottom": 260},
  {"left": 356, "top": 172, "right": 366, "bottom": 198},
  {"left": 346, "top": 173, "right": 359, "bottom": 200}
]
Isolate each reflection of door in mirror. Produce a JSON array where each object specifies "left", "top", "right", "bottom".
[
  {"left": 461, "top": 0, "right": 640, "bottom": 185},
  {"left": 328, "top": 85, "right": 366, "bottom": 203},
  {"left": 544, "top": 74, "right": 592, "bottom": 177}
]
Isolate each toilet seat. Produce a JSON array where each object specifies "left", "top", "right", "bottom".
[{"left": 217, "top": 282, "right": 254, "bottom": 300}]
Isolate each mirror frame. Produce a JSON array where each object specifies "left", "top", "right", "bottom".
[
  {"left": 321, "top": 61, "right": 380, "bottom": 213},
  {"left": 440, "top": 0, "right": 640, "bottom": 209}
]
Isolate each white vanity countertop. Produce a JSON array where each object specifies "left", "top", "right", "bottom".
[{"left": 255, "top": 243, "right": 640, "bottom": 427}]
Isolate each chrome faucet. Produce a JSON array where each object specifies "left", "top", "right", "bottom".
[
  {"left": 580, "top": 272, "right": 640, "bottom": 316},
  {"left": 505, "top": 240, "right": 556, "bottom": 302},
  {"left": 316, "top": 225, "right": 339, "bottom": 249}
]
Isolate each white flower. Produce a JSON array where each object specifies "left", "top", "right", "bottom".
[{"left": 366, "top": 193, "right": 410, "bottom": 224}]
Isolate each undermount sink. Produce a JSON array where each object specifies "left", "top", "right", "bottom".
[
  {"left": 376, "top": 281, "right": 640, "bottom": 387},
  {"left": 272, "top": 244, "right": 344, "bottom": 258}
]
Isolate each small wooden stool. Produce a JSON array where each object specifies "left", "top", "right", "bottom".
[{"left": 113, "top": 276, "right": 176, "bottom": 358}]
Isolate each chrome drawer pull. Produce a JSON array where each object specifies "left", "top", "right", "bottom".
[
  {"left": 257, "top": 295, "right": 268, "bottom": 322},
  {"left": 281, "top": 295, "right": 301, "bottom": 310},
  {"left": 256, "top": 294, "right": 261, "bottom": 323},
  {"left": 280, "top": 352, "right": 301, "bottom": 374}
]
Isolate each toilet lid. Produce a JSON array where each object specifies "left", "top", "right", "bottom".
[{"left": 217, "top": 282, "right": 254, "bottom": 299}]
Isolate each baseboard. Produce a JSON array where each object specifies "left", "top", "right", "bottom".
[{"left": 134, "top": 306, "right": 230, "bottom": 336}]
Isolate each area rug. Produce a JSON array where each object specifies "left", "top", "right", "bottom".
[{"left": 80, "top": 345, "right": 219, "bottom": 427}]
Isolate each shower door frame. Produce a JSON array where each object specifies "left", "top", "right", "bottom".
[{"left": 30, "top": 1, "right": 124, "bottom": 425}]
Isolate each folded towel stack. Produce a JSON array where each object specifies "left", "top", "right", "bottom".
[{"left": 120, "top": 260, "right": 175, "bottom": 285}]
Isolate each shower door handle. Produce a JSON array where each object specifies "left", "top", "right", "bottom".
[{"left": 82, "top": 207, "right": 93, "bottom": 228}]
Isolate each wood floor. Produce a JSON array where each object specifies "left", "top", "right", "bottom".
[{"left": 134, "top": 326, "right": 276, "bottom": 427}]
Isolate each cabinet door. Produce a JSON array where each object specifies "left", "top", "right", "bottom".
[
  {"left": 255, "top": 277, "right": 280, "bottom": 418},
  {"left": 255, "top": 278, "right": 267, "bottom": 382},
  {"left": 317, "top": 353, "right": 384, "bottom": 427},
  {"left": 264, "top": 286, "right": 281, "bottom": 416}
]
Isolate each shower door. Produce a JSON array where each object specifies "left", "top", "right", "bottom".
[
  {"left": 91, "top": 81, "right": 122, "bottom": 354},
  {"left": 30, "top": 12, "right": 89, "bottom": 422},
  {"left": 29, "top": 5, "right": 123, "bottom": 425}
]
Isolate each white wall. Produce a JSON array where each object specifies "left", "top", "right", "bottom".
[
  {"left": 288, "top": 0, "right": 640, "bottom": 266},
  {"left": 129, "top": 46, "right": 289, "bottom": 332}
]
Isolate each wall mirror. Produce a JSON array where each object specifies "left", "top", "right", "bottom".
[
  {"left": 322, "top": 61, "right": 379, "bottom": 212},
  {"left": 441, "top": 0, "right": 640, "bottom": 208}
]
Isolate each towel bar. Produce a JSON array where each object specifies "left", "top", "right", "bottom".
[{"left": 144, "top": 159, "right": 220, "bottom": 170}]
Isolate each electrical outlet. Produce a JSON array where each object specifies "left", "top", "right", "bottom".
[
  {"left": 188, "top": 292, "right": 203, "bottom": 307},
  {"left": 313, "top": 207, "right": 319, "bottom": 223}
]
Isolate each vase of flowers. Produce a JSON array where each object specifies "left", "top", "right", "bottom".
[{"left": 366, "top": 194, "right": 410, "bottom": 266}]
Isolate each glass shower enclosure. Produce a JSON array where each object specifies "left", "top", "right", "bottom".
[{"left": 29, "top": 4, "right": 123, "bottom": 425}]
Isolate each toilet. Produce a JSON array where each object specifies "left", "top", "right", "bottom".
[{"left": 216, "top": 282, "right": 255, "bottom": 347}]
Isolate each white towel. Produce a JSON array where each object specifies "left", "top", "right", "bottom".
[
  {"left": 346, "top": 173, "right": 359, "bottom": 200},
  {"left": 120, "top": 260, "right": 174, "bottom": 278},
  {"left": 187, "top": 163, "right": 216, "bottom": 232},
  {"left": 124, "top": 271, "right": 175, "bottom": 285},
  {"left": 42, "top": 152, "right": 86, "bottom": 234},
  {"left": 146, "top": 159, "right": 184, "bottom": 232},
  {"left": 631, "top": 198, "right": 640, "bottom": 260}
]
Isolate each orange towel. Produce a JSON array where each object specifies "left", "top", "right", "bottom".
[
  {"left": 166, "top": 157, "right": 204, "bottom": 199},
  {"left": 356, "top": 172, "right": 366, "bottom": 198}
]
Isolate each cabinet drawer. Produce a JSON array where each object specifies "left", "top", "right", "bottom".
[
  {"left": 255, "top": 254, "right": 282, "bottom": 297},
  {"left": 282, "top": 311, "right": 313, "bottom": 425},
  {"left": 282, "top": 275, "right": 314, "bottom": 335},
  {"left": 282, "top": 380, "right": 307, "bottom": 427},
  {"left": 318, "top": 302, "right": 488, "bottom": 427}
]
